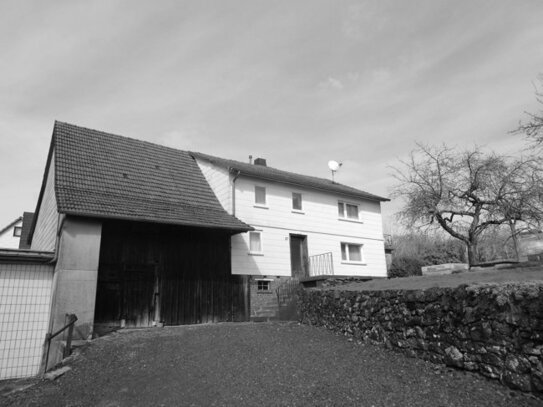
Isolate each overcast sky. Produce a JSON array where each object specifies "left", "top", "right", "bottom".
[{"left": 0, "top": 0, "right": 542, "bottom": 232}]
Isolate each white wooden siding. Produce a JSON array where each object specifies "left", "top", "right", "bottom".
[
  {"left": 31, "top": 154, "right": 58, "bottom": 251},
  {"left": 231, "top": 176, "right": 387, "bottom": 278},
  {"left": 231, "top": 226, "right": 386, "bottom": 277},
  {"left": 195, "top": 159, "right": 232, "bottom": 213},
  {"left": 233, "top": 176, "right": 384, "bottom": 240}
]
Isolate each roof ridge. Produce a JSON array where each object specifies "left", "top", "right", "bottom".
[{"left": 54, "top": 121, "right": 189, "bottom": 155}]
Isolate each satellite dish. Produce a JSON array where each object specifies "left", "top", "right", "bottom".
[
  {"left": 328, "top": 160, "right": 341, "bottom": 171},
  {"left": 327, "top": 160, "right": 342, "bottom": 182}
]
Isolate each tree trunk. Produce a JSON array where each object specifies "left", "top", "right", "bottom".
[
  {"left": 467, "top": 242, "right": 478, "bottom": 268},
  {"left": 509, "top": 220, "right": 520, "bottom": 261}
]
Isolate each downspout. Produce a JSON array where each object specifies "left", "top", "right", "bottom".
[
  {"left": 230, "top": 169, "right": 249, "bottom": 319},
  {"left": 231, "top": 169, "right": 241, "bottom": 216},
  {"left": 42, "top": 213, "right": 66, "bottom": 374}
]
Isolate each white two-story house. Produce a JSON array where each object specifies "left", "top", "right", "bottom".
[{"left": 193, "top": 153, "right": 389, "bottom": 317}]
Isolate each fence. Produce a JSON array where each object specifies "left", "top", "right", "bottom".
[{"left": 0, "top": 254, "right": 54, "bottom": 380}]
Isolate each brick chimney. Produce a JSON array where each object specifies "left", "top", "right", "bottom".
[{"left": 254, "top": 158, "right": 267, "bottom": 166}]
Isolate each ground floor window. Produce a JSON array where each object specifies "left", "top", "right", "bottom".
[
  {"left": 256, "top": 279, "right": 272, "bottom": 292},
  {"left": 249, "top": 231, "right": 263, "bottom": 254},
  {"left": 341, "top": 243, "right": 363, "bottom": 263}
]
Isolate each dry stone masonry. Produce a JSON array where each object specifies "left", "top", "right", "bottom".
[{"left": 299, "top": 282, "right": 543, "bottom": 395}]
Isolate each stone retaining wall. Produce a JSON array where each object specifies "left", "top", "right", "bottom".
[{"left": 299, "top": 282, "right": 543, "bottom": 395}]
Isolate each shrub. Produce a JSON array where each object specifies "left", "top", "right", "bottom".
[{"left": 389, "top": 256, "right": 424, "bottom": 278}]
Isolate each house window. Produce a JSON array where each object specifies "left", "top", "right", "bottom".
[
  {"left": 256, "top": 280, "right": 271, "bottom": 292},
  {"left": 13, "top": 226, "right": 22, "bottom": 237},
  {"left": 292, "top": 192, "right": 302, "bottom": 211},
  {"left": 255, "top": 186, "right": 267, "bottom": 206},
  {"left": 341, "top": 243, "right": 364, "bottom": 263},
  {"left": 338, "top": 202, "right": 359, "bottom": 221},
  {"left": 249, "top": 231, "right": 263, "bottom": 254}
]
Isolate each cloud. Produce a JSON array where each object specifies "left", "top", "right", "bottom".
[{"left": 318, "top": 77, "right": 344, "bottom": 90}]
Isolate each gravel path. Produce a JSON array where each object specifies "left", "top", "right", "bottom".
[{"left": 2, "top": 322, "right": 541, "bottom": 407}]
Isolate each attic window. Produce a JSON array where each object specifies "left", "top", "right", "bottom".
[{"left": 13, "top": 227, "right": 22, "bottom": 237}]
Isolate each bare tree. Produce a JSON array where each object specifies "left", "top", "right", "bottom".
[
  {"left": 491, "top": 156, "right": 543, "bottom": 259},
  {"left": 392, "top": 144, "right": 542, "bottom": 266},
  {"left": 515, "top": 75, "right": 543, "bottom": 147}
]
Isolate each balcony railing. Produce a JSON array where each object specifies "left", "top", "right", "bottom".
[{"left": 308, "top": 252, "right": 334, "bottom": 277}]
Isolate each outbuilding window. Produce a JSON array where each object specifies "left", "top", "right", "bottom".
[{"left": 13, "top": 226, "right": 22, "bottom": 237}]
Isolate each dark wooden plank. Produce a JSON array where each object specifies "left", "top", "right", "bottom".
[{"left": 96, "top": 220, "right": 247, "bottom": 327}]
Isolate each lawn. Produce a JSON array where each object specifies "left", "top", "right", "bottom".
[{"left": 337, "top": 264, "right": 543, "bottom": 291}]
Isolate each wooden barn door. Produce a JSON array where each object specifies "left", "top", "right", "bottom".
[
  {"left": 96, "top": 221, "right": 248, "bottom": 329},
  {"left": 159, "top": 230, "right": 247, "bottom": 325},
  {"left": 122, "top": 264, "right": 158, "bottom": 327},
  {"left": 160, "top": 275, "right": 247, "bottom": 325},
  {"left": 95, "top": 263, "right": 159, "bottom": 328}
]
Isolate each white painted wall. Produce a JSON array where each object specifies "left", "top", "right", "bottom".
[
  {"left": 31, "top": 153, "right": 59, "bottom": 251},
  {"left": 45, "top": 217, "right": 102, "bottom": 371},
  {"left": 0, "top": 263, "right": 54, "bottom": 379},
  {"left": 231, "top": 175, "right": 387, "bottom": 277},
  {"left": 196, "top": 159, "right": 232, "bottom": 213},
  {"left": 0, "top": 219, "right": 22, "bottom": 249}
]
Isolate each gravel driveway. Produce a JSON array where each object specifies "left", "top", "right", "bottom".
[{"left": 2, "top": 322, "right": 541, "bottom": 407}]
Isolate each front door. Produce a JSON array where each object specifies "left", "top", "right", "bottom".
[{"left": 290, "top": 234, "right": 308, "bottom": 278}]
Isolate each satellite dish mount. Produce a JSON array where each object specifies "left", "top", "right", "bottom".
[{"left": 328, "top": 160, "right": 342, "bottom": 182}]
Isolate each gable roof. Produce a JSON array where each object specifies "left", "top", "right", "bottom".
[
  {"left": 191, "top": 152, "right": 389, "bottom": 202},
  {"left": 0, "top": 217, "right": 22, "bottom": 236},
  {"left": 32, "top": 122, "right": 252, "bottom": 234}
]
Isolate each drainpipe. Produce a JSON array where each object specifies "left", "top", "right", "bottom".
[
  {"left": 231, "top": 169, "right": 241, "bottom": 216},
  {"left": 48, "top": 213, "right": 66, "bottom": 264},
  {"left": 42, "top": 213, "right": 66, "bottom": 373}
]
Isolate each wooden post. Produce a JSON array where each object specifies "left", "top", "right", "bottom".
[{"left": 63, "top": 314, "right": 76, "bottom": 358}]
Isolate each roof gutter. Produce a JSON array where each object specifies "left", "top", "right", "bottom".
[{"left": 0, "top": 249, "right": 55, "bottom": 264}]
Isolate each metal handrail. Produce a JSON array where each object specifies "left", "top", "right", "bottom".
[
  {"left": 43, "top": 313, "right": 78, "bottom": 373},
  {"left": 308, "top": 252, "right": 334, "bottom": 276}
]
